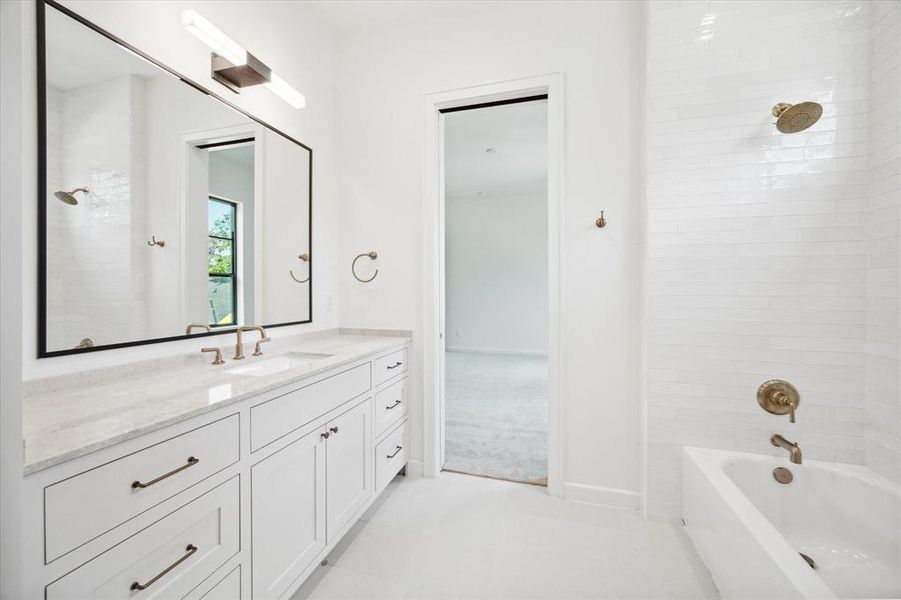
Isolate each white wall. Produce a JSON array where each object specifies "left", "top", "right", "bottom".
[
  {"left": 865, "top": 0, "right": 901, "bottom": 484},
  {"left": 335, "top": 1, "right": 643, "bottom": 502},
  {"left": 445, "top": 192, "right": 548, "bottom": 354},
  {"left": 0, "top": 1, "right": 25, "bottom": 596},
  {"left": 21, "top": 0, "right": 342, "bottom": 380},
  {"left": 645, "top": 0, "right": 879, "bottom": 519}
]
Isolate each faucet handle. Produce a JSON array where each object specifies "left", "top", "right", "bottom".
[
  {"left": 253, "top": 337, "right": 272, "bottom": 357},
  {"left": 757, "top": 380, "right": 800, "bottom": 423},
  {"left": 202, "top": 347, "right": 224, "bottom": 365}
]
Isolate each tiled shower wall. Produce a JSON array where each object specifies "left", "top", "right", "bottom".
[
  {"left": 646, "top": 0, "right": 883, "bottom": 518},
  {"left": 865, "top": 1, "right": 900, "bottom": 484},
  {"left": 45, "top": 76, "right": 147, "bottom": 351}
]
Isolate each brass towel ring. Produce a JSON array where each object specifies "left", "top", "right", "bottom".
[
  {"left": 352, "top": 251, "right": 378, "bottom": 283},
  {"left": 289, "top": 253, "right": 310, "bottom": 284}
]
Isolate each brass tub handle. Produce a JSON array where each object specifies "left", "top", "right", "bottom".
[
  {"left": 131, "top": 457, "right": 199, "bottom": 489},
  {"left": 130, "top": 544, "right": 197, "bottom": 591},
  {"left": 387, "top": 362, "right": 402, "bottom": 370},
  {"left": 386, "top": 400, "right": 402, "bottom": 410},
  {"left": 387, "top": 445, "right": 402, "bottom": 459}
]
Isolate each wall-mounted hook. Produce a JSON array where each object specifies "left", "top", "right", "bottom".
[
  {"left": 352, "top": 251, "right": 378, "bottom": 283},
  {"left": 595, "top": 211, "right": 607, "bottom": 228},
  {"left": 289, "top": 252, "right": 311, "bottom": 283},
  {"left": 147, "top": 235, "right": 165, "bottom": 247}
]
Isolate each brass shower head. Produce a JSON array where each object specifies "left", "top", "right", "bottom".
[
  {"left": 772, "top": 102, "right": 823, "bottom": 134},
  {"left": 54, "top": 187, "right": 89, "bottom": 205}
]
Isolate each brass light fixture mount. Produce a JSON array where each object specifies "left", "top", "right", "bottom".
[
  {"left": 211, "top": 52, "right": 272, "bottom": 94},
  {"left": 758, "top": 379, "right": 801, "bottom": 422}
]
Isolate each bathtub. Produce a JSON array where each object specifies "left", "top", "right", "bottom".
[{"left": 682, "top": 447, "right": 901, "bottom": 600}]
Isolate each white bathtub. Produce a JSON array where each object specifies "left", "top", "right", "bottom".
[{"left": 682, "top": 447, "right": 901, "bottom": 600}]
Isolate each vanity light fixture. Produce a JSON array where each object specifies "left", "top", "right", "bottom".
[{"left": 181, "top": 9, "right": 306, "bottom": 109}]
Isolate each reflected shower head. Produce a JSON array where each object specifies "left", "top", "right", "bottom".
[
  {"left": 772, "top": 102, "right": 823, "bottom": 134},
  {"left": 54, "top": 187, "right": 88, "bottom": 205}
]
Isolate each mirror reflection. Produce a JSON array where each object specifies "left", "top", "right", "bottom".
[{"left": 41, "top": 4, "right": 311, "bottom": 356}]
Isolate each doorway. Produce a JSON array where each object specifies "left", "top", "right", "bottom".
[{"left": 441, "top": 96, "right": 549, "bottom": 485}]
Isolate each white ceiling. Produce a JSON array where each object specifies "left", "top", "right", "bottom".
[
  {"left": 444, "top": 100, "right": 548, "bottom": 199},
  {"left": 46, "top": 6, "right": 162, "bottom": 91},
  {"left": 210, "top": 144, "right": 255, "bottom": 168},
  {"left": 304, "top": 1, "right": 465, "bottom": 34}
]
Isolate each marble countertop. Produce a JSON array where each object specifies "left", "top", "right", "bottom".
[{"left": 23, "top": 328, "right": 411, "bottom": 475}]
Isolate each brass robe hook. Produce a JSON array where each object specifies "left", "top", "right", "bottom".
[
  {"left": 352, "top": 251, "right": 378, "bottom": 283},
  {"left": 289, "top": 253, "right": 310, "bottom": 283},
  {"left": 147, "top": 235, "right": 165, "bottom": 247}
]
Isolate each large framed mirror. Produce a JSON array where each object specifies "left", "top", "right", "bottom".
[{"left": 37, "top": 0, "right": 312, "bottom": 357}]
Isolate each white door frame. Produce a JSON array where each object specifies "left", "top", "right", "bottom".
[{"left": 421, "top": 73, "right": 565, "bottom": 496}]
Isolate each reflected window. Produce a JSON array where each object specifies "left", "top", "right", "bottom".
[{"left": 208, "top": 196, "right": 237, "bottom": 326}]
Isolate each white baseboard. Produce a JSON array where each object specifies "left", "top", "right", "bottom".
[
  {"left": 404, "top": 460, "right": 424, "bottom": 477},
  {"left": 445, "top": 346, "right": 548, "bottom": 357},
  {"left": 563, "top": 482, "right": 641, "bottom": 510}
]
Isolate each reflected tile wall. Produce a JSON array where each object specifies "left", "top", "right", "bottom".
[
  {"left": 45, "top": 75, "right": 146, "bottom": 351},
  {"left": 646, "top": 0, "right": 876, "bottom": 519}
]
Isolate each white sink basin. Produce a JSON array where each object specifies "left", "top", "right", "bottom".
[{"left": 227, "top": 352, "right": 333, "bottom": 377}]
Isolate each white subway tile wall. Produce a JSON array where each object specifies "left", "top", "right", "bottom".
[
  {"left": 646, "top": 0, "right": 899, "bottom": 518},
  {"left": 45, "top": 76, "right": 148, "bottom": 351},
  {"left": 865, "top": 1, "right": 900, "bottom": 484}
]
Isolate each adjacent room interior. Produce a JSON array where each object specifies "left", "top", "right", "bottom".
[{"left": 442, "top": 98, "right": 549, "bottom": 486}]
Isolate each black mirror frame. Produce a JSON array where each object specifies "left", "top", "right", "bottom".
[{"left": 36, "top": 0, "right": 313, "bottom": 358}]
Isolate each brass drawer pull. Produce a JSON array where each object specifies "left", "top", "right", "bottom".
[
  {"left": 386, "top": 445, "right": 402, "bottom": 459},
  {"left": 386, "top": 400, "right": 402, "bottom": 410},
  {"left": 131, "top": 456, "right": 199, "bottom": 489},
  {"left": 130, "top": 544, "right": 198, "bottom": 591},
  {"left": 387, "top": 362, "right": 403, "bottom": 370}
]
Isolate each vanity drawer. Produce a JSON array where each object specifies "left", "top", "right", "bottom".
[
  {"left": 375, "top": 420, "right": 407, "bottom": 492},
  {"left": 374, "top": 378, "right": 407, "bottom": 438},
  {"left": 251, "top": 363, "right": 371, "bottom": 452},
  {"left": 44, "top": 414, "right": 239, "bottom": 563},
  {"left": 46, "top": 477, "right": 239, "bottom": 600},
  {"left": 373, "top": 348, "right": 407, "bottom": 386}
]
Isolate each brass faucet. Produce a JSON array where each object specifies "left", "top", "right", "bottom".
[
  {"left": 234, "top": 325, "right": 267, "bottom": 360},
  {"left": 185, "top": 323, "right": 212, "bottom": 335},
  {"left": 770, "top": 434, "right": 802, "bottom": 464}
]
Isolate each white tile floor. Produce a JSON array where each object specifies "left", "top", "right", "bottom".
[
  {"left": 293, "top": 472, "right": 717, "bottom": 600},
  {"left": 444, "top": 351, "right": 548, "bottom": 485}
]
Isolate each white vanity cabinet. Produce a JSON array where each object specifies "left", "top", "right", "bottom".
[
  {"left": 23, "top": 339, "right": 411, "bottom": 600},
  {"left": 251, "top": 427, "right": 327, "bottom": 600},
  {"left": 324, "top": 398, "right": 374, "bottom": 539},
  {"left": 251, "top": 396, "right": 373, "bottom": 600}
]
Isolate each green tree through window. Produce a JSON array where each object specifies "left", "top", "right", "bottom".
[{"left": 208, "top": 197, "right": 237, "bottom": 326}]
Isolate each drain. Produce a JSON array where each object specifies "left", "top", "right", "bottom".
[
  {"left": 773, "top": 467, "right": 794, "bottom": 484},
  {"left": 799, "top": 552, "right": 816, "bottom": 569}
]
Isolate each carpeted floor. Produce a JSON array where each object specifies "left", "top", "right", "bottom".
[{"left": 443, "top": 351, "right": 548, "bottom": 485}]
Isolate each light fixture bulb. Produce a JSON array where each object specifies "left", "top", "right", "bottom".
[
  {"left": 182, "top": 9, "right": 247, "bottom": 66},
  {"left": 265, "top": 73, "right": 307, "bottom": 109}
]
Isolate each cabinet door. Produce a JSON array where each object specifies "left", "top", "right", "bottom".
[
  {"left": 326, "top": 399, "right": 373, "bottom": 541},
  {"left": 251, "top": 430, "right": 326, "bottom": 600}
]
